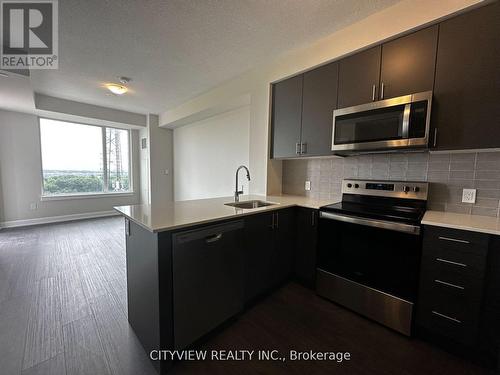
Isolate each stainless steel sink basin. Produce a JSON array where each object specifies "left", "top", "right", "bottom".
[{"left": 224, "top": 200, "right": 275, "bottom": 209}]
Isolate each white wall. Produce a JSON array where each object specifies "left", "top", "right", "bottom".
[
  {"left": 160, "top": 0, "right": 483, "bottom": 196},
  {"left": 138, "top": 126, "right": 150, "bottom": 204},
  {"left": 148, "top": 114, "right": 174, "bottom": 206},
  {"left": 0, "top": 109, "right": 140, "bottom": 225},
  {"left": 174, "top": 106, "right": 250, "bottom": 201}
]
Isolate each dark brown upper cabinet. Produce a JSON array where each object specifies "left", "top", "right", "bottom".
[
  {"left": 431, "top": 2, "right": 500, "bottom": 150},
  {"left": 380, "top": 25, "right": 438, "bottom": 100},
  {"left": 337, "top": 27, "right": 437, "bottom": 109},
  {"left": 337, "top": 46, "right": 381, "bottom": 108},
  {"left": 300, "top": 61, "right": 339, "bottom": 157},
  {"left": 271, "top": 75, "right": 303, "bottom": 158}
]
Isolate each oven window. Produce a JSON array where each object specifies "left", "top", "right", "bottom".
[
  {"left": 334, "top": 104, "right": 405, "bottom": 145},
  {"left": 317, "top": 218, "right": 422, "bottom": 301}
]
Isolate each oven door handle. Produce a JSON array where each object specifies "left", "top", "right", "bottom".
[{"left": 319, "top": 211, "right": 421, "bottom": 235}]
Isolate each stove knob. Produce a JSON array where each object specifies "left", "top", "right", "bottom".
[
  {"left": 354, "top": 183, "right": 360, "bottom": 188},
  {"left": 413, "top": 186, "right": 420, "bottom": 192},
  {"left": 347, "top": 183, "right": 353, "bottom": 188},
  {"left": 403, "top": 185, "right": 410, "bottom": 193}
]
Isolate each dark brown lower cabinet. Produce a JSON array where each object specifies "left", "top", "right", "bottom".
[
  {"left": 479, "top": 236, "right": 500, "bottom": 370},
  {"left": 243, "top": 211, "right": 276, "bottom": 302},
  {"left": 294, "top": 207, "right": 318, "bottom": 287},
  {"left": 417, "top": 225, "right": 499, "bottom": 369},
  {"left": 270, "top": 208, "right": 296, "bottom": 287},
  {"left": 125, "top": 207, "right": 320, "bottom": 374},
  {"left": 243, "top": 209, "right": 296, "bottom": 303}
]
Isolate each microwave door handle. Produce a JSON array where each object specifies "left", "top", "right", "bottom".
[{"left": 401, "top": 103, "right": 411, "bottom": 139}]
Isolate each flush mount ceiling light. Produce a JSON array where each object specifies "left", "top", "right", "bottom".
[
  {"left": 105, "top": 76, "right": 131, "bottom": 95},
  {"left": 106, "top": 83, "right": 128, "bottom": 95}
]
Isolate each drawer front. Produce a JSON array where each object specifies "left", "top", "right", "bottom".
[
  {"left": 419, "top": 277, "right": 483, "bottom": 321},
  {"left": 421, "top": 254, "right": 486, "bottom": 289},
  {"left": 418, "top": 304, "right": 478, "bottom": 345},
  {"left": 422, "top": 226, "right": 489, "bottom": 274},
  {"left": 418, "top": 281, "right": 482, "bottom": 345},
  {"left": 418, "top": 226, "right": 490, "bottom": 346},
  {"left": 424, "top": 226, "right": 489, "bottom": 252}
]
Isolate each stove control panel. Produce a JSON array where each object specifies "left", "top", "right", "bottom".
[{"left": 342, "top": 179, "right": 429, "bottom": 200}]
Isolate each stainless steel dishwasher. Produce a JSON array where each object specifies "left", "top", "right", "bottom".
[{"left": 172, "top": 220, "right": 245, "bottom": 349}]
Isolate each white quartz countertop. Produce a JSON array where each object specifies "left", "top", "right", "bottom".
[
  {"left": 422, "top": 210, "right": 500, "bottom": 236},
  {"left": 114, "top": 195, "right": 335, "bottom": 233}
]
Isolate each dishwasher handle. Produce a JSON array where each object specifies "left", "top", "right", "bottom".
[
  {"left": 174, "top": 220, "right": 244, "bottom": 245},
  {"left": 205, "top": 233, "right": 223, "bottom": 243}
]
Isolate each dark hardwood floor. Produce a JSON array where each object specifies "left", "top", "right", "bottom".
[
  {"left": 0, "top": 217, "right": 156, "bottom": 375},
  {"left": 0, "top": 217, "right": 494, "bottom": 375}
]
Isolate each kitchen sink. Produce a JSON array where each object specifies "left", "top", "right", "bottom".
[{"left": 224, "top": 200, "right": 275, "bottom": 209}]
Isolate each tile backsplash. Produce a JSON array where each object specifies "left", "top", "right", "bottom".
[{"left": 282, "top": 151, "right": 500, "bottom": 218}]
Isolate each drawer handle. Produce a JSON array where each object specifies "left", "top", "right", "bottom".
[
  {"left": 438, "top": 236, "right": 470, "bottom": 244},
  {"left": 432, "top": 310, "right": 462, "bottom": 324},
  {"left": 436, "top": 258, "right": 467, "bottom": 268},
  {"left": 434, "top": 279, "right": 465, "bottom": 290},
  {"left": 205, "top": 233, "right": 223, "bottom": 243}
]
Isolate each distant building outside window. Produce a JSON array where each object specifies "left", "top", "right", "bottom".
[{"left": 39, "top": 118, "right": 131, "bottom": 196}]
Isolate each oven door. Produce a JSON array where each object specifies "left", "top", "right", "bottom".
[
  {"left": 332, "top": 91, "right": 432, "bottom": 153},
  {"left": 317, "top": 212, "right": 422, "bottom": 302}
]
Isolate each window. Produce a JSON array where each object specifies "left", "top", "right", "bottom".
[{"left": 40, "top": 118, "right": 131, "bottom": 196}]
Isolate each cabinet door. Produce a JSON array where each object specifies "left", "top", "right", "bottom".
[
  {"left": 271, "top": 208, "right": 296, "bottom": 287},
  {"left": 271, "top": 75, "right": 303, "bottom": 158},
  {"left": 380, "top": 25, "right": 438, "bottom": 100},
  {"left": 300, "top": 62, "right": 338, "bottom": 156},
  {"left": 432, "top": 2, "right": 500, "bottom": 150},
  {"left": 337, "top": 46, "right": 381, "bottom": 108},
  {"left": 479, "top": 236, "right": 500, "bottom": 365},
  {"left": 243, "top": 212, "right": 275, "bottom": 302},
  {"left": 294, "top": 208, "right": 318, "bottom": 288}
]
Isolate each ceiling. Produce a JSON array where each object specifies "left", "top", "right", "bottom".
[{"left": 1, "top": 0, "right": 401, "bottom": 115}]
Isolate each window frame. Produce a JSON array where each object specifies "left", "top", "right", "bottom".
[{"left": 38, "top": 117, "right": 134, "bottom": 199}]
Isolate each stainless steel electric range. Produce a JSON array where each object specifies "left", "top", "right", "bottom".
[{"left": 316, "top": 179, "right": 429, "bottom": 336}]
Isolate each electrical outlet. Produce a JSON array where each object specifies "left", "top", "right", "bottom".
[
  {"left": 305, "top": 180, "right": 311, "bottom": 191},
  {"left": 29, "top": 202, "right": 38, "bottom": 210},
  {"left": 462, "top": 188, "right": 476, "bottom": 204}
]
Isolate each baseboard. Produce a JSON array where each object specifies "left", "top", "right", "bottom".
[{"left": 0, "top": 210, "right": 119, "bottom": 229}]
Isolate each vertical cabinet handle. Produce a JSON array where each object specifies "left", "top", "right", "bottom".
[
  {"left": 380, "top": 82, "right": 385, "bottom": 99},
  {"left": 433, "top": 128, "right": 438, "bottom": 148},
  {"left": 300, "top": 142, "right": 307, "bottom": 155},
  {"left": 295, "top": 142, "right": 301, "bottom": 155},
  {"left": 275, "top": 212, "right": 279, "bottom": 229},
  {"left": 311, "top": 211, "right": 315, "bottom": 226},
  {"left": 372, "top": 84, "right": 376, "bottom": 101},
  {"left": 270, "top": 212, "right": 275, "bottom": 229}
]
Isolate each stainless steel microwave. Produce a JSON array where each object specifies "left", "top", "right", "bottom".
[{"left": 332, "top": 91, "right": 432, "bottom": 154}]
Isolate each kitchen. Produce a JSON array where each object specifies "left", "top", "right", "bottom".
[
  {"left": 116, "top": 1, "right": 500, "bottom": 373},
  {"left": 0, "top": 1, "right": 499, "bottom": 374}
]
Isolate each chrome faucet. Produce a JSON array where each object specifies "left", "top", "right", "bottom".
[{"left": 234, "top": 165, "right": 251, "bottom": 202}]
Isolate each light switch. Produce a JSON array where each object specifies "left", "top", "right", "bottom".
[
  {"left": 462, "top": 188, "right": 476, "bottom": 203},
  {"left": 305, "top": 180, "right": 311, "bottom": 191}
]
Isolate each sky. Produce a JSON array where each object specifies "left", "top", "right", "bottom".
[{"left": 40, "top": 118, "right": 129, "bottom": 172}]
